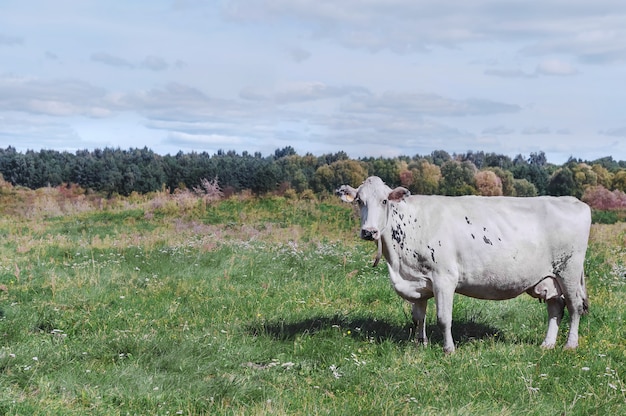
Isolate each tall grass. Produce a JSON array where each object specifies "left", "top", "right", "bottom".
[{"left": 0, "top": 188, "right": 624, "bottom": 415}]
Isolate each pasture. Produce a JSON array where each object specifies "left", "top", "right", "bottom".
[{"left": 0, "top": 188, "right": 624, "bottom": 415}]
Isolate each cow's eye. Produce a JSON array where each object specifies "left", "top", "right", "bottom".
[{"left": 382, "top": 199, "right": 387, "bottom": 205}]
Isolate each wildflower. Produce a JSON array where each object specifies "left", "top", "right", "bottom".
[
  {"left": 581, "top": 367, "right": 590, "bottom": 371},
  {"left": 330, "top": 365, "right": 342, "bottom": 379}
]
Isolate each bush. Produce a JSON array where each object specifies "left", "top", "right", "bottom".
[
  {"left": 592, "top": 210, "right": 619, "bottom": 224},
  {"left": 582, "top": 185, "right": 626, "bottom": 210}
]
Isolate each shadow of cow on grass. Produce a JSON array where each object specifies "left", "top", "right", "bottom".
[{"left": 248, "top": 314, "right": 502, "bottom": 347}]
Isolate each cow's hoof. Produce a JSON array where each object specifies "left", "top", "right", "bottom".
[
  {"left": 564, "top": 343, "right": 578, "bottom": 350},
  {"left": 540, "top": 342, "right": 556, "bottom": 349}
]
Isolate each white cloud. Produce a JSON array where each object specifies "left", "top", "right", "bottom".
[
  {"left": 535, "top": 59, "right": 578, "bottom": 76},
  {"left": 240, "top": 82, "right": 369, "bottom": 104},
  {"left": 0, "top": 76, "right": 112, "bottom": 117},
  {"left": 482, "top": 126, "right": 515, "bottom": 135},
  {"left": 343, "top": 92, "right": 520, "bottom": 117},
  {"left": 522, "top": 127, "right": 552, "bottom": 135}
]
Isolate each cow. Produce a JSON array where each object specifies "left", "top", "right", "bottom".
[{"left": 337, "top": 176, "right": 591, "bottom": 353}]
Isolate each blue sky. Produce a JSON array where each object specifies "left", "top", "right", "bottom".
[{"left": 1, "top": 0, "right": 625, "bottom": 164}]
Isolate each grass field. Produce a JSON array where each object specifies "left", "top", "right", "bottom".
[{"left": 0, "top": 188, "right": 624, "bottom": 415}]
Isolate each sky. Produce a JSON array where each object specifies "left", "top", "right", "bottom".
[{"left": 1, "top": 0, "right": 625, "bottom": 165}]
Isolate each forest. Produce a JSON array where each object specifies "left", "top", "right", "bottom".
[{"left": 1, "top": 145, "right": 626, "bottom": 211}]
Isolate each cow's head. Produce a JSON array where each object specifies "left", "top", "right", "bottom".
[{"left": 337, "top": 176, "right": 410, "bottom": 241}]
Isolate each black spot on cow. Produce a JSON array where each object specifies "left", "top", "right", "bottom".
[
  {"left": 552, "top": 253, "right": 573, "bottom": 275},
  {"left": 483, "top": 236, "right": 493, "bottom": 245},
  {"left": 427, "top": 245, "right": 436, "bottom": 263},
  {"left": 465, "top": 216, "right": 472, "bottom": 225},
  {"left": 438, "top": 240, "right": 442, "bottom": 247},
  {"left": 471, "top": 234, "right": 475, "bottom": 239},
  {"left": 391, "top": 224, "right": 405, "bottom": 245},
  {"left": 483, "top": 227, "right": 487, "bottom": 232}
]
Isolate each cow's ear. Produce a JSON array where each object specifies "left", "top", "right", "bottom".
[
  {"left": 388, "top": 187, "right": 410, "bottom": 202},
  {"left": 336, "top": 185, "right": 358, "bottom": 203}
]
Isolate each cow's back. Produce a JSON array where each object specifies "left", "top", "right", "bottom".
[{"left": 390, "top": 195, "right": 590, "bottom": 300}]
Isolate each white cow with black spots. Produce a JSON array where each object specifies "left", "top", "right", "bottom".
[{"left": 337, "top": 176, "right": 591, "bottom": 353}]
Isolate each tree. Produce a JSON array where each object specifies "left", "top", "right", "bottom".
[
  {"left": 408, "top": 159, "right": 441, "bottom": 195},
  {"left": 312, "top": 160, "right": 368, "bottom": 193},
  {"left": 591, "top": 164, "right": 613, "bottom": 189},
  {"left": 429, "top": 150, "right": 452, "bottom": 166},
  {"left": 439, "top": 160, "right": 477, "bottom": 196},
  {"left": 274, "top": 146, "right": 296, "bottom": 159},
  {"left": 512, "top": 179, "right": 537, "bottom": 197},
  {"left": 547, "top": 167, "right": 575, "bottom": 196},
  {"left": 487, "top": 167, "right": 515, "bottom": 196},
  {"left": 570, "top": 163, "right": 597, "bottom": 198},
  {"left": 474, "top": 170, "right": 502, "bottom": 196},
  {"left": 613, "top": 170, "right": 626, "bottom": 192}
]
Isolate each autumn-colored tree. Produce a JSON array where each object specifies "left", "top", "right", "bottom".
[
  {"left": 591, "top": 164, "right": 613, "bottom": 189},
  {"left": 399, "top": 169, "right": 413, "bottom": 188},
  {"left": 613, "top": 170, "right": 626, "bottom": 192},
  {"left": 312, "top": 159, "right": 368, "bottom": 193},
  {"left": 570, "top": 163, "right": 598, "bottom": 198},
  {"left": 474, "top": 170, "right": 503, "bottom": 196},
  {"left": 409, "top": 159, "right": 441, "bottom": 195},
  {"left": 487, "top": 167, "right": 515, "bottom": 196}
]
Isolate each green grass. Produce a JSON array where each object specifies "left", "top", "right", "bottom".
[{"left": 0, "top": 194, "right": 624, "bottom": 415}]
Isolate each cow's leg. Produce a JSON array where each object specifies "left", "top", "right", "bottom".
[
  {"left": 541, "top": 296, "right": 564, "bottom": 349},
  {"left": 434, "top": 289, "right": 455, "bottom": 353},
  {"left": 564, "top": 295, "right": 585, "bottom": 349},
  {"left": 560, "top": 265, "right": 589, "bottom": 350},
  {"left": 411, "top": 299, "right": 428, "bottom": 346}
]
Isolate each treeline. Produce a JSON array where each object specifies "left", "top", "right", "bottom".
[{"left": 1, "top": 146, "right": 626, "bottom": 202}]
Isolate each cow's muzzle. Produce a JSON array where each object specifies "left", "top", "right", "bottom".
[{"left": 361, "top": 228, "right": 379, "bottom": 241}]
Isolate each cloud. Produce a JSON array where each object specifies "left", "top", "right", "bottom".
[
  {"left": 600, "top": 127, "right": 626, "bottom": 137},
  {"left": 522, "top": 29, "right": 626, "bottom": 64},
  {"left": 535, "top": 59, "right": 578, "bottom": 76},
  {"left": 240, "top": 82, "right": 369, "bottom": 104},
  {"left": 485, "top": 59, "right": 578, "bottom": 79},
  {"left": 0, "top": 75, "right": 112, "bottom": 117},
  {"left": 343, "top": 92, "right": 520, "bottom": 117},
  {"left": 484, "top": 69, "right": 536, "bottom": 79},
  {"left": 0, "top": 114, "right": 81, "bottom": 149},
  {"left": 0, "top": 33, "right": 23, "bottom": 46},
  {"left": 287, "top": 46, "right": 311, "bottom": 63},
  {"left": 45, "top": 51, "right": 59, "bottom": 61},
  {"left": 223, "top": 0, "right": 626, "bottom": 63},
  {"left": 522, "top": 127, "right": 551, "bottom": 135},
  {"left": 91, "top": 52, "right": 134, "bottom": 68},
  {"left": 482, "top": 126, "right": 515, "bottom": 135},
  {"left": 140, "top": 55, "right": 169, "bottom": 71}
]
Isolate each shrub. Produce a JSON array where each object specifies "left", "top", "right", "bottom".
[{"left": 582, "top": 185, "right": 626, "bottom": 210}]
